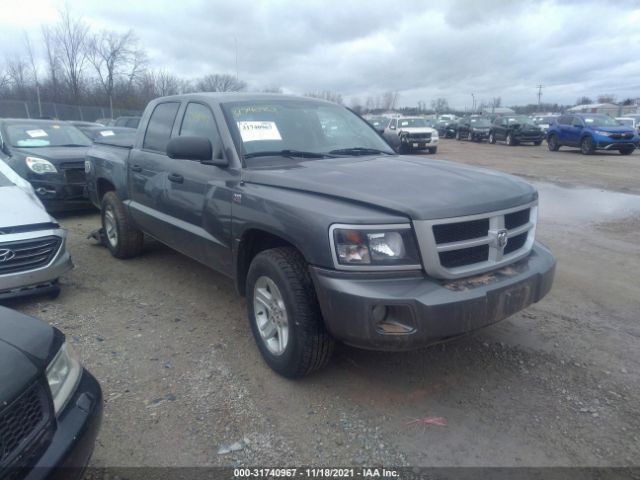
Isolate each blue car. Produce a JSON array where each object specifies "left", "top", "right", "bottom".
[{"left": 547, "top": 113, "right": 639, "bottom": 155}]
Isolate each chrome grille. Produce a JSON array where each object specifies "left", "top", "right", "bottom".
[
  {"left": 414, "top": 202, "right": 537, "bottom": 279},
  {"left": 0, "top": 236, "right": 62, "bottom": 275}
]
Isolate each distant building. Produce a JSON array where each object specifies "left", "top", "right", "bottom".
[
  {"left": 567, "top": 103, "right": 620, "bottom": 115},
  {"left": 481, "top": 107, "right": 515, "bottom": 115}
]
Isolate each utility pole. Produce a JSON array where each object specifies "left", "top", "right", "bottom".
[
  {"left": 471, "top": 93, "right": 475, "bottom": 112},
  {"left": 235, "top": 37, "right": 239, "bottom": 80},
  {"left": 537, "top": 85, "right": 544, "bottom": 109}
]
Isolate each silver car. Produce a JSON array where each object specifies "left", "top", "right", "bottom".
[{"left": 0, "top": 160, "right": 72, "bottom": 300}]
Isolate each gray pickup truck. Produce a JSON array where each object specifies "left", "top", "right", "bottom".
[{"left": 86, "top": 93, "right": 555, "bottom": 378}]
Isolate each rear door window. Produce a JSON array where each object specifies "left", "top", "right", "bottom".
[{"left": 143, "top": 103, "right": 180, "bottom": 152}]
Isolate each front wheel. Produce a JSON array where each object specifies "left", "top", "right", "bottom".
[
  {"left": 620, "top": 146, "right": 635, "bottom": 155},
  {"left": 547, "top": 134, "right": 560, "bottom": 151},
  {"left": 246, "top": 247, "right": 335, "bottom": 378},
  {"left": 580, "top": 136, "right": 595, "bottom": 155},
  {"left": 455, "top": 130, "right": 460, "bottom": 141},
  {"left": 506, "top": 133, "right": 517, "bottom": 146},
  {"left": 467, "top": 131, "right": 473, "bottom": 141},
  {"left": 101, "top": 192, "right": 144, "bottom": 259},
  {"left": 489, "top": 132, "right": 496, "bottom": 144}
]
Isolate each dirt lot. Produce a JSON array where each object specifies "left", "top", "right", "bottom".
[{"left": 8, "top": 139, "right": 640, "bottom": 468}]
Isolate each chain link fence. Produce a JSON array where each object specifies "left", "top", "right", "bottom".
[{"left": 0, "top": 99, "right": 141, "bottom": 122}]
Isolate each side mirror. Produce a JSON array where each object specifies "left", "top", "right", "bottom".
[{"left": 166, "top": 136, "right": 228, "bottom": 167}]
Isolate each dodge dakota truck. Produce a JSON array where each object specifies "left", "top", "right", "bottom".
[{"left": 85, "top": 93, "right": 556, "bottom": 378}]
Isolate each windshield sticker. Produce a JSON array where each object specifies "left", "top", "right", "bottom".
[
  {"left": 237, "top": 121, "right": 282, "bottom": 142},
  {"left": 26, "top": 129, "right": 48, "bottom": 138},
  {"left": 400, "top": 121, "right": 409, "bottom": 127},
  {"left": 52, "top": 124, "right": 61, "bottom": 129},
  {"left": 585, "top": 118, "right": 594, "bottom": 123},
  {"left": 232, "top": 106, "right": 278, "bottom": 118},
  {"left": 100, "top": 130, "right": 115, "bottom": 137}
]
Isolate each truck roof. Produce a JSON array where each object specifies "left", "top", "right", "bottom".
[{"left": 148, "top": 92, "right": 337, "bottom": 106}]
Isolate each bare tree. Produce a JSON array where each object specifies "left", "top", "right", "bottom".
[
  {"left": 88, "top": 29, "right": 143, "bottom": 117},
  {"left": 431, "top": 98, "right": 449, "bottom": 114},
  {"left": 349, "top": 97, "right": 363, "bottom": 114},
  {"left": 23, "top": 33, "right": 44, "bottom": 116},
  {"left": 5, "top": 57, "right": 31, "bottom": 99},
  {"left": 55, "top": 7, "right": 89, "bottom": 102},
  {"left": 261, "top": 86, "right": 283, "bottom": 93},
  {"left": 305, "top": 90, "right": 343, "bottom": 104},
  {"left": 41, "top": 25, "right": 61, "bottom": 101},
  {"left": 195, "top": 73, "right": 246, "bottom": 92},
  {"left": 597, "top": 94, "right": 616, "bottom": 104},
  {"left": 491, "top": 96, "right": 502, "bottom": 108},
  {"left": 575, "top": 96, "right": 593, "bottom": 105}
]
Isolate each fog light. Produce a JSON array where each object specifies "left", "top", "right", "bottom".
[{"left": 372, "top": 304, "right": 387, "bottom": 322}]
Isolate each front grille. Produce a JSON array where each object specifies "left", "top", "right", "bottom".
[
  {"left": 406, "top": 133, "right": 431, "bottom": 141},
  {"left": 610, "top": 133, "right": 634, "bottom": 139},
  {"left": 440, "top": 245, "right": 489, "bottom": 268},
  {"left": 414, "top": 202, "right": 537, "bottom": 279},
  {"left": 0, "top": 381, "right": 53, "bottom": 472},
  {"left": 63, "top": 169, "right": 86, "bottom": 185},
  {"left": 0, "top": 236, "right": 61, "bottom": 275}
]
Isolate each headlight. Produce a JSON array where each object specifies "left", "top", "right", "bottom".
[
  {"left": 46, "top": 342, "right": 82, "bottom": 415},
  {"left": 26, "top": 156, "right": 57, "bottom": 174},
  {"left": 594, "top": 130, "right": 611, "bottom": 137},
  {"left": 330, "top": 225, "right": 421, "bottom": 269}
]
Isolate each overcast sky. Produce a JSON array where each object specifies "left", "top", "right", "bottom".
[{"left": 1, "top": 0, "right": 639, "bottom": 109}]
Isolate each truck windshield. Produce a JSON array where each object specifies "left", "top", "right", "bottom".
[
  {"left": 398, "top": 118, "right": 427, "bottom": 128},
  {"left": 5, "top": 122, "right": 92, "bottom": 148},
  {"left": 222, "top": 100, "right": 394, "bottom": 161}
]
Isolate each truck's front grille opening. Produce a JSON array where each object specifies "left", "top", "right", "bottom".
[
  {"left": 433, "top": 218, "right": 489, "bottom": 243},
  {"left": 439, "top": 245, "right": 489, "bottom": 269},
  {"left": 415, "top": 202, "right": 537, "bottom": 279}
]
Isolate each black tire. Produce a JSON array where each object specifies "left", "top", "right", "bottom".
[
  {"left": 246, "top": 247, "right": 335, "bottom": 378},
  {"left": 467, "top": 131, "right": 473, "bottom": 141},
  {"left": 548, "top": 134, "right": 560, "bottom": 151},
  {"left": 580, "top": 136, "right": 595, "bottom": 155},
  {"left": 48, "top": 285, "right": 61, "bottom": 300},
  {"left": 428, "top": 147, "right": 437, "bottom": 154},
  {"left": 533, "top": 140, "right": 542, "bottom": 146},
  {"left": 620, "top": 147, "right": 635, "bottom": 155},
  {"left": 455, "top": 130, "right": 461, "bottom": 141},
  {"left": 397, "top": 143, "right": 406, "bottom": 154},
  {"left": 506, "top": 133, "right": 517, "bottom": 146},
  {"left": 101, "top": 191, "right": 144, "bottom": 259},
  {"left": 489, "top": 132, "right": 496, "bottom": 144}
]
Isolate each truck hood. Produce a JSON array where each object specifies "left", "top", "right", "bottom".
[
  {"left": 12, "top": 146, "right": 90, "bottom": 164},
  {"left": 398, "top": 127, "right": 437, "bottom": 134},
  {"left": 242, "top": 155, "right": 537, "bottom": 220},
  {"left": 0, "top": 307, "right": 57, "bottom": 405},
  {"left": 0, "top": 185, "right": 53, "bottom": 228}
]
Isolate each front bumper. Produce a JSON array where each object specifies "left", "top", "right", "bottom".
[
  {"left": 27, "top": 172, "right": 92, "bottom": 211},
  {"left": 311, "top": 242, "right": 555, "bottom": 351},
  {"left": 593, "top": 137, "right": 638, "bottom": 150},
  {"left": 514, "top": 133, "right": 544, "bottom": 143},
  {"left": 402, "top": 138, "right": 439, "bottom": 150},
  {"left": 0, "top": 229, "right": 73, "bottom": 300},
  {"left": 25, "top": 370, "right": 103, "bottom": 480}
]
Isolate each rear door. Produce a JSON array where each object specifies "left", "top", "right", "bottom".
[
  {"left": 128, "top": 101, "right": 181, "bottom": 239},
  {"left": 156, "top": 102, "right": 235, "bottom": 275},
  {"left": 493, "top": 117, "right": 507, "bottom": 140}
]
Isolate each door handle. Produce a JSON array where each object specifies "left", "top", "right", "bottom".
[
  {"left": 131, "top": 164, "right": 142, "bottom": 172},
  {"left": 168, "top": 173, "right": 184, "bottom": 183}
]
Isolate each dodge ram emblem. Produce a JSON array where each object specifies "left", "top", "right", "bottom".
[
  {"left": 496, "top": 229, "right": 508, "bottom": 249},
  {"left": 0, "top": 248, "right": 16, "bottom": 262}
]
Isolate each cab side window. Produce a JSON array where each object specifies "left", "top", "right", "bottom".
[
  {"left": 179, "top": 103, "right": 221, "bottom": 149},
  {"left": 143, "top": 102, "right": 180, "bottom": 152},
  {"left": 572, "top": 117, "right": 584, "bottom": 127}
]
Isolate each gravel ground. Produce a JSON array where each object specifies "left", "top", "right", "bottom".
[{"left": 7, "top": 139, "right": 640, "bottom": 468}]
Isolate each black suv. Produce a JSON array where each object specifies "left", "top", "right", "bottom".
[
  {"left": 0, "top": 306, "right": 102, "bottom": 478},
  {"left": 489, "top": 115, "right": 544, "bottom": 146},
  {"left": 455, "top": 116, "right": 492, "bottom": 142}
]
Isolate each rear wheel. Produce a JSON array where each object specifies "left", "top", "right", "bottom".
[
  {"left": 547, "top": 134, "right": 560, "bottom": 151},
  {"left": 101, "top": 192, "right": 144, "bottom": 259},
  {"left": 580, "top": 136, "right": 595, "bottom": 155},
  {"left": 489, "top": 132, "right": 496, "bottom": 144},
  {"left": 246, "top": 247, "right": 335, "bottom": 378},
  {"left": 620, "top": 146, "right": 635, "bottom": 155},
  {"left": 506, "top": 133, "right": 517, "bottom": 146},
  {"left": 467, "top": 131, "right": 473, "bottom": 141},
  {"left": 455, "top": 130, "right": 461, "bottom": 141}
]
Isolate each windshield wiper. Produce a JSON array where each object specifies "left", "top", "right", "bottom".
[
  {"left": 244, "top": 149, "right": 333, "bottom": 159},
  {"left": 328, "top": 147, "right": 394, "bottom": 156}
]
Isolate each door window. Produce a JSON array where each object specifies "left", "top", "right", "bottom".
[
  {"left": 143, "top": 102, "right": 180, "bottom": 152},
  {"left": 179, "top": 103, "right": 221, "bottom": 148}
]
